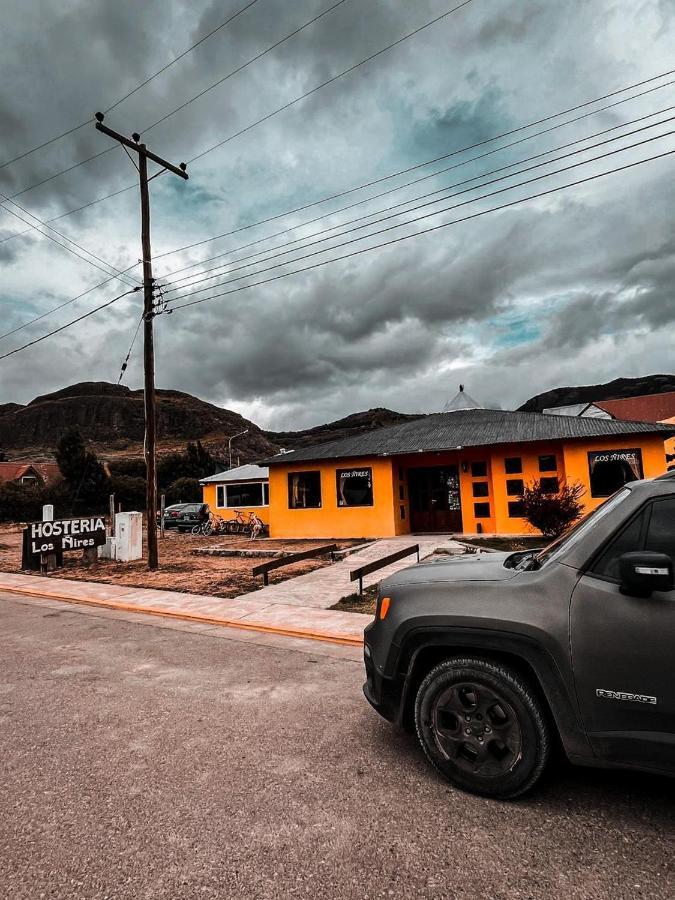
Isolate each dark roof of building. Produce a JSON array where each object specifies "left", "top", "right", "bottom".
[{"left": 263, "top": 408, "right": 675, "bottom": 466}]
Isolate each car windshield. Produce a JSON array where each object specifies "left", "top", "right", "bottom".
[{"left": 529, "top": 487, "right": 632, "bottom": 568}]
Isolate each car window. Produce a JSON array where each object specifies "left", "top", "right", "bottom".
[
  {"left": 536, "top": 487, "right": 632, "bottom": 567},
  {"left": 644, "top": 497, "right": 675, "bottom": 565},
  {"left": 591, "top": 508, "right": 648, "bottom": 581}
]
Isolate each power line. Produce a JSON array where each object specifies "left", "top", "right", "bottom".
[
  {"left": 104, "top": 0, "right": 262, "bottom": 114},
  {"left": 1, "top": 0, "right": 474, "bottom": 215},
  {"left": 164, "top": 135, "right": 675, "bottom": 307},
  {"left": 117, "top": 315, "right": 144, "bottom": 383},
  {"left": 0, "top": 288, "right": 140, "bottom": 361},
  {"left": 151, "top": 69, "right": 675, "bottom": 263},
  {"left": 0, "top": 261, "right": 141, "bottom": 342},
  {"left": 163, "top": 147, "right": 675, "bottom": 313},
  {"left": 160, "top": 117, "right": 675, "bottom": 296},
  {"left": 160, "top": 102, "right": 675, "bottom": 289},
  {"left": 0, "top": 192, "right": 139, "bottom": 287},
  {"left": 187, "top": 0, "right": 477, "bottom": 163},
  {"left": 3, "top": 63, "right": 674, "bottom": 249},
  {"left": 0, "top": 0, "right": 262, "bottom": 174},
  {"left": 0, "top": 202, "right": 140, "bottom": 287},
  {"left": 143, "top": 0, "right": 351, "bottom": 133}
]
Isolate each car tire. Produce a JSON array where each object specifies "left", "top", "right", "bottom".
[{"left": 414, "top": 656, "right": 550, "bottom": 800}]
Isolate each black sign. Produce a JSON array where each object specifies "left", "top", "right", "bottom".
[{"left": 25, "top": 516, "right": 107, "bottom": 557}]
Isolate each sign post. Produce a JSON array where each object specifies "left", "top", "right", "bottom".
[{"left": 24, "top": 516, "right": 108, "bottom": 568}]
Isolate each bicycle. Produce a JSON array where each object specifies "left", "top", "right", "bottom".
[{"left": 224, "top": 509, "right": 248, "bottom": 534}]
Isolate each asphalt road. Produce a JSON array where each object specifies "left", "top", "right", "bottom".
[{"left": 0, "top": 595, "right": 673, "bottom": 900}]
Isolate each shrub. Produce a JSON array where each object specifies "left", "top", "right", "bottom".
[
  {"left": 0, "top": 482, "right": 45, "bottom": 523},
  {"left": 109, "top": 475, "right": 147, "bottom": 511},
  {"left": 55, "top": 427, "right": 110, "bottom": 512},
  {"left": 520, "top": 479, "right": 585, "bottom": 539}
]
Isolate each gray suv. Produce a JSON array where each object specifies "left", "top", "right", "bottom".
[{"left": 364, "top": 472, "right": 674, "bottom": 799}]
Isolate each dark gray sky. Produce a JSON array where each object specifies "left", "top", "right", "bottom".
[{"left": 1, "top": 0, "right": 674, "bottom": 428}]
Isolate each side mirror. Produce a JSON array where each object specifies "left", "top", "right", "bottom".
[{"left": 619, "top": 552, "right": 674, "bottom": 597}]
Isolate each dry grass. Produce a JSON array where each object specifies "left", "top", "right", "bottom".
[{"left": 0, "top": 528, "right": 359, "bottom": 598}]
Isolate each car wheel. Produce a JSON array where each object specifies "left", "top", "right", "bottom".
[{"left": 414, "top": 657, "right": 550, "bottom": 800}]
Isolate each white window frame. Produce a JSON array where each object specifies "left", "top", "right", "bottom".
[{"left": 216, "top": 481, "right": 269, "bottom": 509}]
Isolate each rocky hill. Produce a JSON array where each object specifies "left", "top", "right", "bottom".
[
  {"left": 268, "top": 408, "right": 421, "bottom": 451},
  {"left": 519, "top": 374, "right": 675, "bottom": 413},
  {"left": 0, "top": 382, "right": 278, "bottom": 463},
  {"left": 0, "top": 383, "right": 417, "bottom": 464}
]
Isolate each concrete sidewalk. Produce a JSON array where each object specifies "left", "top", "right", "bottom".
[
  {"left": 235, "top": 535, "right": 464, "bottom": 608},
  {"left": 0, "top": 571, "right": 371, "bottom": 646},
  {"left": 0, "top": 535, "right": 463, "bottom": 647}
]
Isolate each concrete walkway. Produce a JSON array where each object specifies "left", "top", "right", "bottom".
[
  {"left": 239, "top": 535, "right": 464, "bottom": 609},
  {"left": 0, "top": 536, "right": 464, "bottom": 646}
]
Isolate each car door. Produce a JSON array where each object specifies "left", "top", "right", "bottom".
[{"left": 570, "top": 495, "right": 675, "bottom": 770}]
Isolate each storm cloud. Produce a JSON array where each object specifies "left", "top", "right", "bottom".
[{"left": 1, "top": 0, "right": 674, "bottom": 429}]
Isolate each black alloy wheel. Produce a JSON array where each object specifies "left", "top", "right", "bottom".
[{"left": 415, "top": 657, "right": 550, "bottom": 799}]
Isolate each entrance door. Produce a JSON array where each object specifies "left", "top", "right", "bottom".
[{"left": 408, "top": 466, "right": 463, "bottom": 533}]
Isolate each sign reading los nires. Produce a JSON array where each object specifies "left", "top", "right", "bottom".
[{"left": 27, "top": 516, "right": 107, "bottom": 556}]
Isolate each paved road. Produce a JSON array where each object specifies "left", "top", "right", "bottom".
[{"left": 0, "top": 596, "right": 673, "bottom": 900}]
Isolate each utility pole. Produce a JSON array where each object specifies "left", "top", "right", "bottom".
[{"left": 94, "top": 112, "right": 188, "bottom": 570}]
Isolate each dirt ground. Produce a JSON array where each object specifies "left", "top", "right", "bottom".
[{"left": 0, "top": 526, "right": 359, "bottom": 598}]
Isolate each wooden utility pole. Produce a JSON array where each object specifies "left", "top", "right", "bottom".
[{"left": 94, "top": 113, "right": 188, "bottom": 569}]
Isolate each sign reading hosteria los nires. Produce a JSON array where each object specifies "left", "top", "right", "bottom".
[{"left": 27, "top": 517, "right": 107, "bottom": 557}]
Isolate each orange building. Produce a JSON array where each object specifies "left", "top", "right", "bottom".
[
  {"left": 200, "top": 464, "right": 270, "bottom": 526},
  {"left": 263, "top": 408, "right": 674, "bottom": 539}
]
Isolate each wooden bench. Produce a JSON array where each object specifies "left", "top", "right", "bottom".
[{"left": 252, "top": 544, "right": 338, "bottom": 586}]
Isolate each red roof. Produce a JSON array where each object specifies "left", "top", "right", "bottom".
[
  {"left": 596, "top": 391, "right": 675, "bottom": 424},
  {"left": 0, "top": 462, "right": 61, "bottom": 486}
]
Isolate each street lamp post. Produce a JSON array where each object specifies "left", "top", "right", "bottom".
[{"left": 228, "top": 429, "right": 249, "bottom": 469}]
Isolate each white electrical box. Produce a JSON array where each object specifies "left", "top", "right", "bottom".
[{"left": 114, "top": 511, "right": 143, "bottom": 561}]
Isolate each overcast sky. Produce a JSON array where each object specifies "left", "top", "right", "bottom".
[{"left": 1, "top": 0, "right": 674, "bottom": 429}]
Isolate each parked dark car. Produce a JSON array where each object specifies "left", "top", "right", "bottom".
[
  {"left": 175, "top": 503, "right": 210, "bottom": 533},
  {"left": 158, "top": 503, "right": 191, "bottom": 529},
  {"left": 364, "top": 471, "right": 675, "bottom": 799}
]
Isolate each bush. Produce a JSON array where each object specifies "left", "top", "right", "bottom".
[
  {"left": 55, "top": 427, "right": 110, "bottom": 513},
  {"left": 520, "top": 479, "right": 585, "bottom": 539},
  {"left": 109, "top": 475, "right": 146, "bottom": 511},
  {"left": 108, "top": 458, "right": 146, "bottom": 479},
  {"left": 0, "top": 482, "right": 45, "bottom": 523},
  {"left": 157, "top": 441, "right": 216, "bottom": 489},
  {"left": 165, "top": 477, "right": 202, "bottom": 505}
]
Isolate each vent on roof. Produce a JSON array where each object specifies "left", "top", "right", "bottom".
[{"left": 443, "top": 384, "right": 484, "bottom": 413}]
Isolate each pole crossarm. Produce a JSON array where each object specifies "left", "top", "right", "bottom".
[{"left": 95, "top": 115, "right": 188, "bottom": 179}]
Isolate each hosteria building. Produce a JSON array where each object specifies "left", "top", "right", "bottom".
[{"left": 256, "top": 407, "right": 675, "bottom": 539}]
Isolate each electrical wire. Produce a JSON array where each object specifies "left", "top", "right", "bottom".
[
  {"left": 163, "top": 147, "right": 675, "bottom": 313},
  {"left": 3, "top": 64, "right": 674, "bottom": 248},
  {"left": 0, "top": 288, "right": 140, "bottom": 361},
  {"left": 104, "top": 0, "right": 261, "bottom": 114},
  {"left": 163, "top": 137, "right": 675, "bottom": 307},
  {"left": 143, "top": 0, "right": 351, "bottom": 133},
  {"left": 159, "top": 102, "right": 675, "bottom": 289},
  {"left": 188, "top": 0, "right": 475, "bottom": 164},
  {"left": 160, "top": 118, "right": 675, "bottom": 297},
  {"left": 0, "top": 263, "right": 141, "bottom": 342},
  {"left": 0, "top": 0, "right": 262, "bottom": 173},
  {"left": 0, "top": 192, "right": 139, "bottom": 287},
  {"left": 1, "top": 0, "right": 474, "bottom": 212},
  {"left": 151, "top": 69, "right": 675, "bottom": 262},
  {"left": 117, "top": 315, "right": 144, "bottom": 383},
  {"left": 0, "top": 202, "right": 141, "bottom": 286}
]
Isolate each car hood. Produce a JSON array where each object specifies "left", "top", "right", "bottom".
[{"left": 381, "top": 551, "right": 521, "bottom": 589}]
